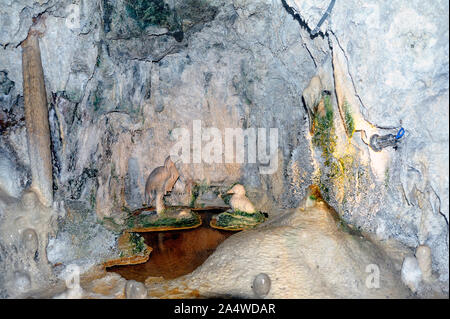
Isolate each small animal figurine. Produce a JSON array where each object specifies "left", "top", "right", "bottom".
[
  {"left": 144, "top": 156, "right": 180, "bottom": 214},
  {"left": 226, "top": 184, "right": 256, "bottom": 214}
]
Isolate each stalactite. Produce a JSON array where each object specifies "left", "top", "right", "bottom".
[{"left": 21, "top": 32, "right": 53, "bottom": 207}]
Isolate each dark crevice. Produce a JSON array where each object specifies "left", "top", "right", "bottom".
[
  {"left": 281, "top": 0, "right": 326, "bottom": 40},
  {"left": 48, "top": 101, "right": 62, "bottom": 193}
]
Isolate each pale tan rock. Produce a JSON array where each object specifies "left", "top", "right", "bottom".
[
  {"left": 21, "top": 32, "right": 53, "bottom": 208},
  {"left": 125, "top": 280, "right": 147, "bottom": 299},
  {"left": 416, "top": 245, "right": 432, "bottom": 282},
  {"left": 0, "top": 189, "right": 56, "bottom": 297},
  {"left": 401, "top": 256, "right": 422, "bottom": 293},
  {"left": 81, "top": 272, "right": 127, "bottom": 299}
]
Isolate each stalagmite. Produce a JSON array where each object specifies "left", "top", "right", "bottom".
[
  {"left": 416, "top": 245, "right": 433, "bottom": 283},
  {"left": 13, "top": 271, "right": 31, "bottom": 294},
  {"left": 401, "top": 256, "right": 422, "bottom": 293},
  {"left": 21, "top": 228, "right": 39, "bottom": 256},
  {"left": 252, "top": 273, "right": 271, "bottom": 298},
  {"left": 21, "top": 31, "right": 53, "bottom": 207},
  {"left": 125, "top": 280, "right": 147, "bottom": 299}
]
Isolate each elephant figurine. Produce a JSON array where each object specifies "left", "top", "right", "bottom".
[{"left": 144, "top": 156, "right": 180, "bottom": 214}]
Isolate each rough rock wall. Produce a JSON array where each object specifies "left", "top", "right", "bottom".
[
  {"left": 0, "top": 0, "right": 448, "bottom": 296},
  {"left": 0, "top": 0, "right": 325, "bottom": 295},
  {"left": 2, "top": 0, "right": 325, "bottom": 217},
  {"left": 286, "top": 0, "right": 449, "bottom": 291}
]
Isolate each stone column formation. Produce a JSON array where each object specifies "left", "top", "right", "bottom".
[{"left": 21, "top": 32, "right": 53, "bottom": 207}]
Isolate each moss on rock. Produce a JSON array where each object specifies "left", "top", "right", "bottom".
[
  {"left": 125, "top": 0, "right": 179, "bottom": 31},
  {"left": 214, "top": 210, "right": 266, "bottom": 230},
  {"left": 125, "top": 208, "right": 201, "bottom": 231}
]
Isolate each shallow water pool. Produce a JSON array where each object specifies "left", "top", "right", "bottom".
[{"left": 106, "top": 209, "right": 236, "bottom": 282}]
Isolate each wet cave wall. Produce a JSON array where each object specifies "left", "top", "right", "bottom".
[{"left": 0, "top": 0, "right": 448, "bottom": 297}]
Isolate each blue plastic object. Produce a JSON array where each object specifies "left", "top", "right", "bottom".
[{"left": 395, "top": 127, "right": 405, "bottom": 139}]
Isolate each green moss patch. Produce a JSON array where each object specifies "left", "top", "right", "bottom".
[
  {"left": 129, "top": 232, "right": 146, "bottom": 255},
  {"left": 126, "top": 209, "right": 201, "bottom": 230},
  {"left": 105, "top": 231, "right": 151, "bottom": 266},
  {"left": 125, "top": 0, "right": 179, "bottom": 31},
  {"left": 91, "top": 88, "right": 103, "bottom": 112},
  {"left": 214, "top": 210, "right": 266, "bottom": 230},
  {"left": 189, "top": 181, "right": 211, "bottom": 207}
]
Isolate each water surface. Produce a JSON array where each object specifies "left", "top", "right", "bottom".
[{"left": 107, "top": 209, "right": 235, "bottom": 282}]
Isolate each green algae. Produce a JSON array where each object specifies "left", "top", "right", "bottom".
[
  {"left": 312, "top": 94, "right": 336, "bottom": 166},
  {"left": 343, "top": 100, "right": 355, "bottom": 138}
]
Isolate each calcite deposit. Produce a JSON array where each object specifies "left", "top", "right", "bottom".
[{"left": 0, "top": 0, "right": 448, "bottom": 299}]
